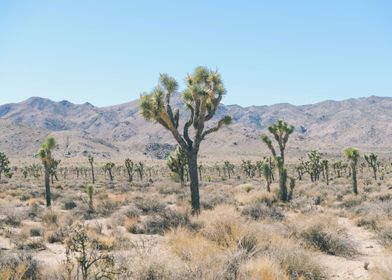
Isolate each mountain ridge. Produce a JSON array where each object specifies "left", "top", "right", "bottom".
[{"left": 1, "top": 95, "right": 392, "bottom": 161}]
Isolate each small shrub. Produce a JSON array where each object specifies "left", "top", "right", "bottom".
[
  {"left": 134, "top": 197, "right": 166, "bottom": 214},
  {"left": 291, "top": 216, "right": 358, "bottom": 258},
  {"left": 341, "top": 195, "right": 363, "bottom": 208},
  {"left": 95, "top": 200, "right": 119, "bottom": 217},
  {"left": 42, "top": 210, "right": 59, "bottom": 227},
  {"left": 133, "top": 210, "right": 192, "bottom": 235},
  {"left": 46, "top": 228, "right": 66, "bottom": 243},
  {"left": 0, "top": 253, "right": 41, "bottom": 280},
  {"left": 378, "top": 225, "right": 392, "bottom": 248},
  {"left": 64, "top": 201, "right": 77, "bottom": 210},
  {"left": 30, "top": 227, "right": 43, "bottom": 237},
  {"left": 242, "top": 203, "right": 284, "bottom": 221},
  {"left": 355, "top": 216, "right": 378, "bottom": 231}
]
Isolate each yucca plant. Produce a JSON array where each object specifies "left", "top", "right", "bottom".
[
  {"left": 39, "top": 136, "right": 56, "bottom": 207},
  {"left": 261, "top": 120, "right": 294, "bottom": 201},
  {"left": 364, "top": 153, "right": 379, "bottom": 180},
  {"left": 103, "top": 162, "right": 115, "bottom": 182},
  {"left": 167, "top": 147, "right": 188, "bottom": 184},
  {"left": 124, "top": 158, "right": 134, "bottom": 183},
  {"left": 321, "top": 159, "right": 329, "bottom": 185},
  {"left": 86, "top": 183, "right": 94, "bottom": 212},
  {"left": 135, "top": 162, "right": 144, "bottom": 181},
  {"left": 88, "top": 155, "right": 95, "bottom": 184},
  {"left": 0, "top": 152, "right": 13, "bottom": 180},
  {"left": 345, "top": 147, "right": 360, "bottom": 195},
  {"left": 140, "top": 67, "right": 232, "bottom": 213}
]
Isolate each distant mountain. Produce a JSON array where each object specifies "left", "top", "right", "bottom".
[{"left": 1, "top": 95, "right": 392, "bottom": 161}]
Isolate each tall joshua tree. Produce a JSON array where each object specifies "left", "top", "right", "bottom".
[
  {"left": 364, "top": 153, "right": 378, "bottom": 180},
  {"left": 140, "top": 67, "right": 232, "bottom": 213},
  {"left": 261, "top": 120, "right": 294, "bottom": 201},
  {"left": 39, "top": 136, "right": 56, "bottom": 207},
  {"left": 345, "top": 147, "right": 360, "bottom": 195},
  {"left": 88, "top": 155, "right": 95, "bottom": 184}
]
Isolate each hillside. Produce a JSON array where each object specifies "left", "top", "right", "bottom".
[{"left": 1, "top": 95, "right": 392, "bottom": 161}]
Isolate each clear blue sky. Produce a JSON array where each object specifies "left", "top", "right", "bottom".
[{"left": 0, "top": 1, "right": 391, "bottom": 107}]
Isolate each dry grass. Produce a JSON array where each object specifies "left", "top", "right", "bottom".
[
  {"left": 288, "top": 214, "right": 358, "bottom": 258},
  {"left": 1, "top": 161, "right": 392, "bottom": 279}
]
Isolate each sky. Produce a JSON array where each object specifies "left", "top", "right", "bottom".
[{"left": 0, "top": 1, "right": 391, "bottom": 107}]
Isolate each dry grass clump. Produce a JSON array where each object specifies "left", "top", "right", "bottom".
[
  {"left": 340, "top": 194, "right": 364, "bottom": 208},
  {"left": 134, "top": 196, "right": 166, "bottom": 214},
  {"left": 377, "top": 223, "right": 392, "bottom": 248},
  {"left": 41, "top": 209, "right": 59, "bottom": 227},
  {"left": 288, "top": 214, "right": 358, "bottom": 258},
  {"left": 129, "top": 209, "right": 193, "bottom": 235},
  {"left": 370, "top": 262, "right": 392, "bottom": 280},
  {"left": 245, "top": 256, "right": 289, "bottom": 280},
  {"left": 242, "top": 202, "right": 284, "bottom": 221},
  {"left": 195, "top": 205, "right": 250, "bottom": 249},
  {"left": 200, "top": 188, "right": 235, "bottom": 210},
  {"left": 0, "top": 253, "right": 40, "bottom": 280},
  {"left": 166, "top": 205, "right": 326, "bottom": 280},
  {"left": 1, "top": 206, "right": 26, "bottom": 226},
  {"left": 94, "top": 200, "right": 120, "bottom": 217},
  {"left": 355, "top": 215, "right": 380, "bottom": 231},
  {"left": 234, "top": 189, "right": 277, "bottom": 206}
]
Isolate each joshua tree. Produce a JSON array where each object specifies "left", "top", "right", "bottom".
[
  {"left": 39, "top": 136, "right": 56, "bottom": 207},
  {"left": 103, "top": 162, "right": 115, "bottom": 182},
  {"left": 215, "top": 164, "right": 222, "bottom": 177},
  {"left": 167, "top": 147, "right": 188, "bottom": 184},
  {"left": 262, "top": 162, "right": 273, "bottom": 192},
  {"left": 88, "top": 155, "right": 95, "bottom": 184},
  {"left": 135, "top": 162, "right": 144, "bottom": 181},
  {"left": 86, "top": 183, "right": 94, "bottom": 213},
  {"left": 261, "top": 120, "right": 294, "bottom": 201},
  {"left": 295, "top": 162, "right": 305, "bottom": 181},
  {"left": 140, "top": 67, "right": 232, "bottom": 213},
  {"left": 332, "top": 160, "right": 343, "bottom": 178},
  {"left": 364, "top": 153, "right": 379, "bottom": 180},
  {"left": 307, "top": 150, "right": 322, "bottom": 182},
  {"left": 124, "top": 158, "right": 135, "bottom": 183},
  {"left": 50, "top": 159, "right": 61, "bottom": 184},
  {"left": 321, "top": 159, "right": 329, "bottom": 185},
  {"left": 223, "top": 160, "right": 234, "bottom": 179},
  {"left": 0, "top": 152, "right": 13, "bottom": 180},
  {"left": 288, "top": 177, "right": 295, "bottom": 201},
  {"left": 241, "top": 160, "right": 256, "bottom": 178},
  {"left": 345, "top": 147, "right": 360, "bottom": 195},
  {"left": 198, "top": 163, "right": 204, "bottom": 181}
]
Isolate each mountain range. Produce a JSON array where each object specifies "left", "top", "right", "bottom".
[{"left": 1, "top": 95, "right": 392, "bottom": 162}]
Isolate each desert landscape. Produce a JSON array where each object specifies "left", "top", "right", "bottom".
[
  {"left": 1, "top": 1, "right": 391, "bottom": 279},
  {"left": 1, "top": 86, "right": 392, "bottom": 279}
]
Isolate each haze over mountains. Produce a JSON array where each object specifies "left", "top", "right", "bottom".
[{"left": 1, "top": 95, "right": 392, "bottom": 161}]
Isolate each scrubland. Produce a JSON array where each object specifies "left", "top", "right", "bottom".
[{"left": 1, "top": 161, "right": 392, "bottom": 280}]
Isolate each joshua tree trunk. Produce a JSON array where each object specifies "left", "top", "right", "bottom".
[
  {"left": 127, "top": 170, "right": 133, "bottom": 183},
  {"left": 90, "top": 163, "right": 95, "bottom": 184},
  {"left": 352, "top": 167, "right": 358, "bottom": 195},
  {"left": 188, "top": 154, "right": 200, "bottom": 213},
  {"left": 45, "top": 170, "right": 51, "bottom": 207},
  {"left": 266, "top": 180, "right": 271, "bottom": 192},
  {"left": 108, "top": 170, "right": 113, "bottom": 181},
  {"left": 279, "top": 167, "right": 288, "bottom": 201},
  {"left": 372, "top": 167, "right": 377, "bottom": 180}
]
